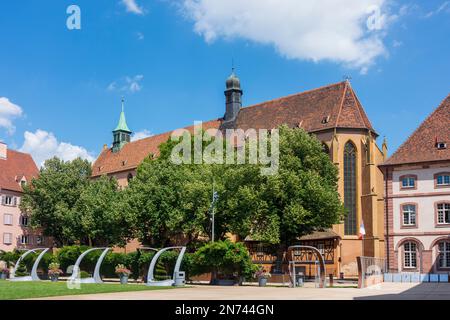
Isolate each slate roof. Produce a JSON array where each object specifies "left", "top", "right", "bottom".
[
  {"left": 382, "top": 94, "right": 450, "bottom": 166},
  {"left": 92, "top": 81, "right": 375, "bottom": 176},
  {"left": 0, "top": 149, "right": 39, "bottom": 192}
]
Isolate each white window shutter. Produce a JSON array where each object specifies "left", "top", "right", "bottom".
[{"left": 1, "top": 196, "right": 4, "bottom": 205}]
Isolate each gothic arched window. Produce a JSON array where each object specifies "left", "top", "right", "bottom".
[{"left": 344, "top": 141, "right": 357, "bottom": 235}]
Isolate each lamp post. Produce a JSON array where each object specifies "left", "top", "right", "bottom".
[{"left": 210, "top": 185, "right": 219, "bottom": 243}]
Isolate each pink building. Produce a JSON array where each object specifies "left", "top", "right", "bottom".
[
  {"left": 0, "top": 142, "right": 48, "bottom": 252},
  {"left": 381, "top": 94, "right": 450, "bottom": 274}
]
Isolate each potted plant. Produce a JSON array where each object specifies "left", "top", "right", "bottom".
[
  {"left": 0, "top": 267, "right": 9, "bottom": 280},
  {"left": 254, "top": 267, "right": 271, "bottom": 287},
  {"left": 115, "top": 264, "right": 131, "bottom": 284},
  {"left": 48, "top": 262, "right": 63, "bottom": 282}
]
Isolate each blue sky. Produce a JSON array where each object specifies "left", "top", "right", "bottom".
[{"left": 0, "top": 0, "right": 449, "bottom": 165}]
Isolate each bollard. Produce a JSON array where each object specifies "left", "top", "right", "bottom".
[{"left": 329, "top": 274, "right": 333, "bottom": 287}]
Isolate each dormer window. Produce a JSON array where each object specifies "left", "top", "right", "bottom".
[
  {"left": 400, "top": 175, "right": 417, "bottom": 190},
  {"left": 321, "top": 115, "right": 330, "bottom": 124},
  {"left": 436, "top": 142, "right": 447, "bottom": 150}
]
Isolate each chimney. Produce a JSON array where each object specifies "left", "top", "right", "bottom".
[{"left": 0, "top": 142, "right": 7, "bottom": 159}]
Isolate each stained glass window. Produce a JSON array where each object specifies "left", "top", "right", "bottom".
[{"left": 344, "top": 142, "right": 357, "bottom": 235}]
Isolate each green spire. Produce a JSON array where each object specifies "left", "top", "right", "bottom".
[
  {"left": 114, "top": 98, "right": 131, "bottom": 133},
  {"left": 112, "top": 98, "right": 132, "bottom": 153}
]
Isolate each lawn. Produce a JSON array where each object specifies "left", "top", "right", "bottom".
[{"left": 0, "top": 280, "right": 176, "bottom": 300}]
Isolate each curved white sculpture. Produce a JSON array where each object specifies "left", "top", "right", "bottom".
[
  {"left": 69, "top": 247, "right": 110, "bottom": 284},
  {"left": 146, "top": 246, "right": 186, "bottom": 287},
  {"left": 10, "top": 248, "right": 49, "bottom": 281}
]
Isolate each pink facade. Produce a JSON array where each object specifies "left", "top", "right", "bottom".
[
  {"left": 384, "top": 163, "right": 450, "bottom": 273},
  {"left": 0, "top": 142, "right": 50, "bottom": 252}
]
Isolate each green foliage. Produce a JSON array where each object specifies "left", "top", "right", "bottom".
[
  {"left": 20, "top": 157, "right": 92, "bottom": 246},
  {"left": 218, "top": 125, "right": 345, "bottom": 244},
  {"left": 21, "top": 157, "right": 133, "bottom": 247},
  {"left": 128, "top": 125, "right": 343, "bottom": 247},
  {"left": 73, "top": 176, "right": 134, "bottom": 246},
  {"left": 191, "top": 240, "right": 257, "bottom": 280},
  {"left": 15, "top": 260, "right": 28, "bottom": 277}
]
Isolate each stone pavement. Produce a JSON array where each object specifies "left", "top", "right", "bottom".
[{"left": 34, "top": 282, "right": 450, "bottom": 300}]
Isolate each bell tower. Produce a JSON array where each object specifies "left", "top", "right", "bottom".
[
  {"left": 112, "top": 98, "right": 132, "bottom": 153},
  {"left": 223, "top": 68, "right": 243, "bottom": 124}
]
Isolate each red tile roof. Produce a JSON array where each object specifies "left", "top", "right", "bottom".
[
  {"left": 92, "top": 119, "right": 222, "bottom": 177},
  {"left": 0, "top": 149, "right": 39, "bottom": 192},
  {"left": 383, "top": 94, "right": 450, "bottom": 166},
  {"left": 92, "top": 81, "right": 375, "bottom": 177},
  {"left": 235, "top": 81, "right": 374, "bottom": 132}
]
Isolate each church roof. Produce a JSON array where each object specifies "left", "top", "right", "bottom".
[
  {"left": 92, "top": 81, "right": 375, "bottom": 177},
  {"left": 382, "top": 94, "right": 450, "bottom": 166},
  {"left": 0, "top": 149, "right": 39, "bottom": 192},
  {"left": 235, "top": 81, "right": 374, "bottom": 133},
  {"left": 93, "top": 119, "right": 222, "bottom": 177}
]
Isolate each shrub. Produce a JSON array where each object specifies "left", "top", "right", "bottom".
[{"left": 191, "top": 240, "right": 257, "bottom": 281}]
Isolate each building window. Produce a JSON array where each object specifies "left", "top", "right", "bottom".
[
  {"left": 3, "top": 214, "right": 13, "bottom": 225},
  {"left": 2, "top": 195, "right": 17, "bottom": 206},
  {"left": 404, "top": 242, "right": 417, "bottom": 269},
  {"left": 3, "top": 233, "right": 12, "bottom": 245},
  {"left": 402, "top": 204, "right": 417, "bottom": 226},
  {"left": 435, "top": 173, "right": 450, "bottom": 187},
  {"left": 400, "top": 175, "right": 416, "bottom": 190},
  {"left": 437, "top": 203, "right": 450, "bottom": 225},
  {"left": 438, "top": 241, "right": 450, "bottom": 269},
  {"left": 20, "top": 235, "right": 30, "bottom": 245},
  {"left": 344, "top": 142, "right": 357, "bottom": 235},
  {"left": 436, "top": 142, "right": 447, "bottom": 150},
  {"left": 20, "top": 215, "right": 29, "bottom": 227},
  {"left": 36, "top": 235, "right": 43, "bottom": 245}
]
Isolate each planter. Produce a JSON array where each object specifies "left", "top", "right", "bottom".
[
  {"left": 50, "top": 274, "right": 59, "bottom": 282},
  {"left": 119, "top": 274, "right": 129, "bottom": 285},
  {"left": 258, "top": 277, "right": 268, "bottom": 287},
  {"left": 0, "top": 273, "right": 7, "bottom": 280}
]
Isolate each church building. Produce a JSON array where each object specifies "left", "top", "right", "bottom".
[{"left": 92, "top": 72, "right": 387, "bottom": 276}]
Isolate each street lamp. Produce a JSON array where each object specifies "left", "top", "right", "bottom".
[{"left": 210, "top": 189, "right": 219, "bottom": 243}]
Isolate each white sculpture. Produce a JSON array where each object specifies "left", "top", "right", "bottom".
[
  {"left": 146, "top": 246, "right": 186, "bottom": 287},
  {"left": 10, "top": 248, "right": 49, "bottom": 281},
  {"left": 68, "top": 247, "right": 110, "bottom": 284}
]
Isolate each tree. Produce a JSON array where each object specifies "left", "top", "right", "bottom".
[
  {"left": 73, "top": 175, "right": 135, "bottom": 247},
  {"left": 21, "top": 157, "right": 92, "bottom": 246},
  {"left": 218, "top": 125, "right": 344, "bottom": 244},
  {"left": 127, "top": 125, "right": 344, "bottom": 247}
]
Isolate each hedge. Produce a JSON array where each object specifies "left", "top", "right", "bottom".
[{"left": 0, "top": 242, "right": 255, "bottom": 281}]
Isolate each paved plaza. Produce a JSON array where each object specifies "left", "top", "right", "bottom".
[{"left": 34, "top": 282, "right": 450, "bottom": 300}]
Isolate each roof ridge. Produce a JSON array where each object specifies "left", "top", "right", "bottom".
[
  {"left": 335, "top": 81, "right": 349, "bottom": 128},
  {"left": 242, "top": 81, "right": 347, "bottom": 111},
  {"left": 384, "top": 93, "right": 450, "bottom": 165},
  {"left": 110, "top": 118, "right": 222, "bottom": 148}
]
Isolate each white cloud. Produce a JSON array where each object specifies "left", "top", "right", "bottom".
[
  {"left": 0, "top": 97, "right": 23, "bottom": 135},
  {"left": 107, "top": 75, "right": 144, "bottom": 94},
  {"left": 424, "top": 1, "right": 450, "bottom": 18},
  {"left": 180, "top": 0, "right": 395, "bottom": 71},
  {"left": 122, "top": 0, "right": 145, "bottom": 15},
  {"left": 131, "top": 129, "right": 153, "bottom": 142},
  {"left": 19, "top": 129, "right": 95, "bottom": 167}
]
